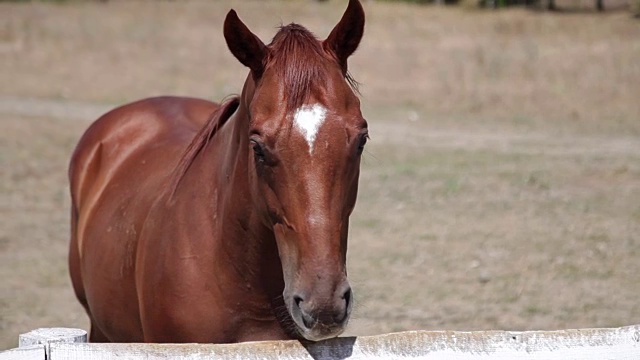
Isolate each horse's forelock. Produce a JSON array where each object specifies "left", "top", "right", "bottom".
[{"left": 266, "top": 24, "right": 357, "bottom": 113}]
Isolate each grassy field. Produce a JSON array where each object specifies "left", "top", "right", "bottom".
[{"left": 1, "top": 0, "right": 639, "bottom": 349}]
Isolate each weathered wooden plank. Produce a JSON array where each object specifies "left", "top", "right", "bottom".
[
  {"left": 18, "top": 328, "right": 87, "bottom": 360},
  {"left": 18, "top": 328, "right": 87, "bottom": 348},
  {"left": 0, "top": 345, "right": 45, "bottom": 360},
  {"left": 48, "top": 324, "right": 640, "bottom": 360}
]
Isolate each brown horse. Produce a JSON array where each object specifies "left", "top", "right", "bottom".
[{"left": 68, "top": 0, "right": 367, "bottom": 344}]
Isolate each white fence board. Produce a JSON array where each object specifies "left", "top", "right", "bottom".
[
  {"left": 2, "top": 325, "right": 639, "bottom": 359},
  {"left": 46, "top": 325, "right": 640, "bottom": 360},
  {"left": 0, "top": 345, "right": 44, "bottom": 360}
]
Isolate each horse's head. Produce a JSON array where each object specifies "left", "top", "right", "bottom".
[{"left": 224, "top": 0, "right": 366, "bottom": 341}]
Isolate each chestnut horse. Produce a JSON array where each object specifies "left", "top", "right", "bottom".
[{"left": 68, "top": 0, "right": 367, "bottom": 343}]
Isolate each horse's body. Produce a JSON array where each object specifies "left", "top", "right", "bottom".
[
  {"left": 69, "top": 0, "right": 366, "bottom": 343},
  {"left": 69, "top": 96, "right": 273, "bottom": 342}
]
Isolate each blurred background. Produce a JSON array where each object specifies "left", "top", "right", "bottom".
[{"left": 1, "top": 0, "right": 639, "bottom": 349}]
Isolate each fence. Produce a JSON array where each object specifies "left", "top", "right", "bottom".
[{"left": 1, "top": 325, "right": 639, "bottom": 359}]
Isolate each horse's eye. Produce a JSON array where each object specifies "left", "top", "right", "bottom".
[
  {"left": 251, "top": 140, "right": 265, "bottom": 161},
  {"left": 357, "top": 134, "right": 368, "bottom": 155}
]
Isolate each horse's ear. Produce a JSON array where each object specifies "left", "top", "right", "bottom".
[
  {"left": 323, "top": 0, "right": 365, "bottom": 74},
  {"left": 224, "top": 9, "right": 268, "bottom": 78}
]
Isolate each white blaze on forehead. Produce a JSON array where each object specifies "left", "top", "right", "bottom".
[{"left": 293, "top": 104, "right": 327, "bottom": 154}]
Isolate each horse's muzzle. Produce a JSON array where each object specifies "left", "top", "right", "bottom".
[{"left": 288, "top": 282, "right": 353, "bottom": 341}]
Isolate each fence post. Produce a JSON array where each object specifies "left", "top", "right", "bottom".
[{"left": 18, "top": 328, "right": 87, "bottom": 359}]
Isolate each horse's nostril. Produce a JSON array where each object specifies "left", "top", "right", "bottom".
[
  {"left": 342, "top": 286, "right": 352, "bottom": 308},
  {"left": 332, "top": 286, "right": 352, "bottom": 324},
  {"left": 294, "top": 294, "right": 304, "bottom": 308}
]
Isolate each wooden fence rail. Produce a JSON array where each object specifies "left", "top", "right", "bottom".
[{"left": 1, "top": 325, "right": 639, "bottom": 359}]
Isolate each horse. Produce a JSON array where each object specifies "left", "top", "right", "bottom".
[{"left": 68, "top": 0, "right": 367, "bottom": 343}]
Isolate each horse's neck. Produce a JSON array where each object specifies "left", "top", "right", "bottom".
[
  {"left": 173, "top": 103, "right": 291, "bottom": 336},
  {"left": 199, "top": 106, "right": 285, "bottom": 301}
]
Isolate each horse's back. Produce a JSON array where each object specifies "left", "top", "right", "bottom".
[
  {"left": 70, "top": 96, "right": 217, "bottom": 204},
  {"left": 68, "top": 96, "right": 218, "bottom": 341}
]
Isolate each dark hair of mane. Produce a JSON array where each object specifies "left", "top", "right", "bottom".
[
  {"left": 266, "top": 23, "right": 359, "bottom": 113},
  {"left": 168, "top": 96, "right": 240, "bottom": 199}
]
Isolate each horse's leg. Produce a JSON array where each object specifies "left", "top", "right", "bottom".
[{"left": 89, "top": 320, "right": 110, "bottom": 342}]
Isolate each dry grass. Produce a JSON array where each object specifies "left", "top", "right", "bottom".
[
  {"left": 0, "top": 114, "right": 90, "bottom": 348},
  {"left": 1, "top": 0, "right": 639, "bottom": 349}
]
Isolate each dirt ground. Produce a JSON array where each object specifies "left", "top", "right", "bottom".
[{"left": 1, "top": 0, "right": 639, "bottom": 349}]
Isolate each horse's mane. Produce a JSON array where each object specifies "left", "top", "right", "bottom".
[
  {"left": 267, "top": 23, "right": 359, "bottom": 113},
  {"left": 169, "top": 96, "right": 240, "bottom": 198}
]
